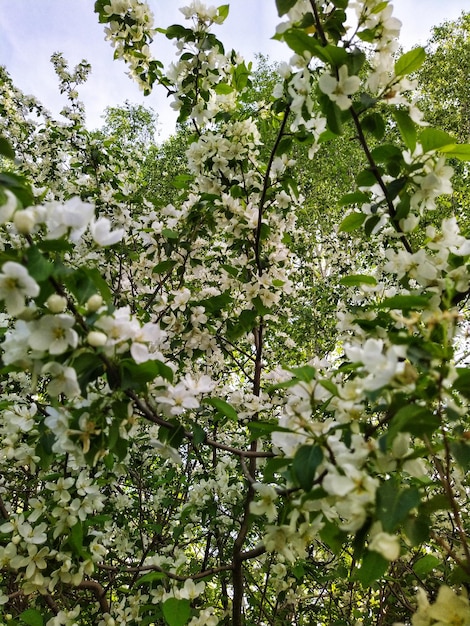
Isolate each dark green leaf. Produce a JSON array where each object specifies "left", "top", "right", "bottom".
[
  {"left": 388, "top": 405, "right": 440, "bottom": 442},
  {"left": 292, "top": 445, "right": 323, "bottom": 491},
  {"left": 320, "top": 520, "right": 348, "bottom": 554},
  {"left": 404, "top": 514, "right": 430, "bottom": 545},
  {"left": 248, "top": 421, "right": 292, "bottom": 442},
  {"left": 0, "top": 137, "right": 15, "bottom": 160},
  {"left": 356, "top": 551, "right": 388, "bottom": 586},
  {"left": 153, "top": 259, "right": 177, "bottom": 274},
  {"left": 450, "top": 441, "right": 470, "bottom": 471},
  {"left": 276, "top": 0, "right": 299, "bottom": 16},
  {"left": 453, "top": 367, "right": 470, "bottom": 400},
  {"left": 362, "top": 113, "right": 385, "bottom": 140},
  {"left": 192, "top": 423, "right": 206, "bottom": 446},
  {"left": 356, "top": 169, "right": 378, "bottom": 187},
  {"left": 376, "top": 478, "right": 420, "bottom": 532}
]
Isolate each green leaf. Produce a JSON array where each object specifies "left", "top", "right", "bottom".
[
  {"left": 26, "top": 246, "right": 54, "bottom": 282},
  {"left": 404, "top": 514, "right": 430, "bottom": 545},
  {"left": 136, "top": 571, "right": 167, "bottom": 586},
  {"left": 73, "top": 352, "right": 105, "bottom": 395},
  {"left": 226, "top": 309, "right": 258, "bottom": 340},
  {"left": 165, "top": 24, "right": 193, "bottom": 40},
  {"left": 162, "top": 598, "right": 191, "bottom": 626},
  {"left": 171, "top": 174, "right": 193, "bottom": 189},
  {"left": 439, "top": 143, "right": 470, "bottom": 161},
  {"left": 394, "top": 47, "right": 426, "bottom": 76},
  {"left": 217, "top": 4, "right": 229, "bottom": 22},
  {"left": 288, "top": 365, "right": 316, "bottom": 382},
  {"left": 339, "top": 191, "right": 370, "bottom": 207},
  {"left": 364, "top": 214, "right": 381, "bottom": 236},
  {"left": 248, "top": 421, "right": 292, "bottom": 442},
  {"left": 340, "top": 274, "right": 377, "bottom": 287},
  {"left": 362, "top": 113, "right": 385, "bottom": 140},
  {"left": 69, "top": 521, "right": 84, "bottom": 556},
  {"left": 320, "top": 520, "right": 348, "bottom": 554},
  {"left": 419, "top": 128, "right": 455, "bottom": 152},
  {"left": 371, "top": 144, "right": 403, "bottom": 164},
  {"left": 162, "top": 228, "right": 179, "bottom": 239},
  {"left": 393, "top": 109, "right": 416, "bottom": 151},
  {"left": 203, "top": 397, "right": 238, "bottom": 421},
  {"left": 356, "top": 551, "right": 388, "bottom": 586},
  {"left": 339, "top": 212, "right": 366, "bottom": 232},
  {"left": 232, "top": 61, "right": 251, "bottom": 91},
  {"left": 450, "top": 441, "right": 470, "bottom": 471},
  {"left": 0, "top": 171, "right": 34, "bottom": 208},
  {"left": 378, "top": 293, "right": 432, "bottom": 310},
  {"left": 275, "top": 0, "right": 298, "bottom": 16},
  {"left": 192, "top": 423, "right": 206, "bottom": 446},
  {"left": 413, "top": 554, "right": 441, "bottom": 576},
  {"left": 120, "top": 359, "right": 174, "bottom": 388},
  {"left": 356, "top": 168, "right": 378, "bottom": 187},
  {"left": 153, "top": 259, "right": 177, "bottom": 275},
  {"left": 214, "top": 82, "right": 234, "bottom": 95},
  {"left": 453, "top": 367, "right": 470, "bottom": 400},
  {"left": 200, "top": 291, "right": 233, "bottom": 314},
  {"left": 20, "top": 609, "right": 44, "bottom": 626},
  {"left": 292, "top": 445, "right": 323, "bottom": 491}
]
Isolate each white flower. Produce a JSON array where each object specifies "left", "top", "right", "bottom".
[
  {"left": 345, "top": 338, "right": 404, "bottom": 391},
  {"left": 178, "top": 579, "right": 206, "bottom": 600},
  {"left": 0, "top": 262, "right": 40, "bottom": 316},
  {"left": 45, "top": 197, "right": 94, "bottom": 241},
  {"left": 318, "top": 65, "right": 361, "bottom": 110},
  {"left": 368, "top": 524, "right": 400, "bottom": 561},
  {"left": 89, "top": 217, "right": 125, "bottom": 246},
  {"left": 28, "top": 314, "right": 78, "bottom": 355},
  {"left": 249, "top": 483, "right": 278, "bottom": 522},
  {"left": 42, "top": 362, "right": 81, "bottom": 398},
  {"left": 0, "top": 189, "right": 18, "bottom": 223}
]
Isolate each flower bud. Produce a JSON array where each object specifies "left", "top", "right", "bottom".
[
  {"left": 46, "top": 294, "right": 68, "bottom": 313},
  {"left": 86, "top": 294, "right": 103, "bottom": 312},
  {"left": 14, "top": 209, "right": 36, "bottom": 234},
  {"left": 87, "top": 331, "right": 107, "bottom": 347}
]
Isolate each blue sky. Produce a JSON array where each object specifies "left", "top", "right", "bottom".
[{"left": 0, "top": 1, "right": 467, "bottom": 139}]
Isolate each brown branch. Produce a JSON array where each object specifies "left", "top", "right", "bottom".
[
  {"left": 97, "top": 562, "right": 233, "bottom": 582},
  {"left": 78, "top": 580, "right": 110, "bottom": 613}
]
